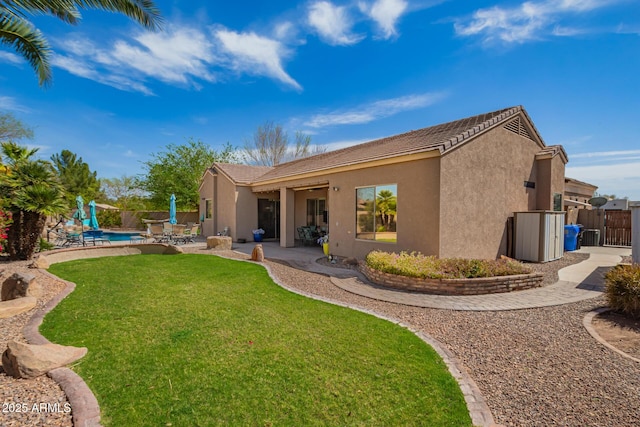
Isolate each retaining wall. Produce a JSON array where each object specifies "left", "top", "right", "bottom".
[{"left": 360, "top": 264, "right": 544, "bottom": 295}]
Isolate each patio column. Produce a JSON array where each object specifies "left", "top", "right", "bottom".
[
  {"left": 280, "top": 187, "right": 295, "bottom": 248},
  {"left": 632, "top": 206, "right": 640, "bottom": 264}
]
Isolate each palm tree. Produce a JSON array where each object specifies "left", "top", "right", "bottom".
[
  {"left": 376, "top": 189, "right": 397, "bottom": 231},
  {"left": 0, "top": 141, "right": 67, "bottom": 259},
  {"left": 1, "top": 0, "right": 162, "bottom": 86}
]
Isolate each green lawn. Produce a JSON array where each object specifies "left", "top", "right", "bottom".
[{"left": 44, "top": 254, "right": 471, "bottom": 426}]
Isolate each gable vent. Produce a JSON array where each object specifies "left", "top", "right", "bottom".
[{"left": 504, "top": 117, "right": 533, "bottom": 140}]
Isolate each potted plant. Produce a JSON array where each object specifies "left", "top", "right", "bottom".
[
  {"left": 317, "top": 234, "right": 329, "bottom": 256},
  {"left": 252, "top": 228, "right": 265, "bottom": 242}
]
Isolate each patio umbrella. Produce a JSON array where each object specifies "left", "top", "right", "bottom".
[
  {"left": 72, "top": 195, "right": 87, "bottom": 245},
  {"left": 72, "top": 195, "right": 87, "bottom": 222},
  {"left": 169, "top": 194, "right": 177, "bottom": 225},
  {"left": 88, "top": 200, "right": 99, "bottom": 230}
]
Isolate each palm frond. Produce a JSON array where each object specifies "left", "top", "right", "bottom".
[
  {"left": 14, "top": 183, "right": 67, "bottom": 214},
  {"left": 1, "top": 0, "right": 81, "bottom": 24},
  {"left": 72, "top": 0, "right": 162, "bottom": 30},
  {"left": 0, "top": 13, "right": 51, "bottom": 86}
]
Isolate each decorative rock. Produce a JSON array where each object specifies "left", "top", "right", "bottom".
[
  {"left": 343, "top": 257, "right": 359, "bottom": 266},
  {"left": 30, "top": 255, "right": 50, "bottom": 270},
  {"left": 207, "top": 236, "right": 232, "bottom": 250},
  {"left": 166, "top": 245, "right": 184, "bottom": 254},
  {"left": 1, "top": 272, "right": 41, "bottom": 301},
  {"left": 0, "top": 297, "right": 37, "bottom": 319},
  {"left": 251, "top": 244, "right": 264, "bottom": 262},
  {"left": 2, "top": 340, "right": 87, "bottom": 379}
]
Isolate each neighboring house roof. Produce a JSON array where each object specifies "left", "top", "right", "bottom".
[
  {"left": 206, "top": 105, "right": 565, "bottom": 187},
  {"left": 565, "top": 177, "right": 598, "bottom": 190},
  {"left": 210, "top": 163, "right": 273, "bottom": 185},
  {"left": 95, "top": 203, "right": 119, "bottom": 210}
]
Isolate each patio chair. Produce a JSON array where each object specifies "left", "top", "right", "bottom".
[
  {"left": 297, "top": 227, "right": 316, "bottom": 246},
  {"left": 150, "top": 224, "right": 166, "bottom": 243},
  {"left": 84, "top": 229, "right": 110, "bottom": 246},
  {"left": 183, "top": 224, "right": 200, "bottom": 243},
  {"left": 170, "top": 224, "right": 187, "bottom": 244}
]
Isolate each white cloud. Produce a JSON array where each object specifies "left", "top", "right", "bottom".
[
  {"left": 570, "top": 149, "right": 640, "bottom": 159},
  {"left": 307, "top": 1, "right": 364, "bottom": 46},
  {"left": 214, "top": 28, "right": 302, "bottom": 91},
  {"left": 454, "top": 0, "right": 618, "bottom": 44},
  {"left": 0, "top": 51, "right": 22, "bottom": 65},
  {"left": 51, "top": 27, "right": 217, "bottom": 94},
  {"left": 359, "top": 0, "right": 408, "bottom": 39},
  {"left": 0, "top": 96, "right": 31, "bottom": 113},
  {"left": 305, "top": 92, "right": 446, "bottom": 128}
]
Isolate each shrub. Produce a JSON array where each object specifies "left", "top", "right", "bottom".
[
  {"left": 37, "top": 238, "right": 55, "bottom": 253},
  {"left": 0, "top": 211, "right": 11, "bottom": 254},
  {"left": 365, "top": 250, "right": 531, "bottom": 279},
  {"left": 605, "top": 264, "right": 640, "bottom": 318},
  {"left": 96, "top": 210, "right": 122, "bottom": 228}
]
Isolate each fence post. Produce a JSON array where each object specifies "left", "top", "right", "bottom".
[{"left": 632, "top": 206, "right": 640, "bottom": 264}]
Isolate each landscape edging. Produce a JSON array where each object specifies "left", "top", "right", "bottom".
[{"left": 360, "top": 263, "right": 544, "bottom": 295}]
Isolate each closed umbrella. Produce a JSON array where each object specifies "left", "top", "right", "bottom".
[
  {"left": 72, "top": 195, "right": 86, "bottom": 222},
  {"left": 88, "top": 200, "right": 99, "bottom": 230},
  {"left": 169, "top": 194, "right": 177, "bottom": 225},
  {"left": 72, "top": 195, "right": 87, "bottom": 245}
]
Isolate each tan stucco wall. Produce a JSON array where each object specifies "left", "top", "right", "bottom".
[
  {"left": 216, "top": 174, "right": 238, "bottom": 239},
  {"left": 551, "top": 156, "right": 566, "bottom": 208},
  {"left": 200, "top": 172, "right": 215, "bottom": 236},
  {"left": 439, "top": 127, "right": 543, "bottom": 259},
  {"left": 326, "top": 159, "right": 441, "bottom": 260},
  {"left": 235, "top": 186, "right": 258, "bottom": 241}
]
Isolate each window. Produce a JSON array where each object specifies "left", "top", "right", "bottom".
[
  {"left": 553, "top": 193, "right": 562, "bottom": 211},
  {"left": 205, "top": 199, "right": 213, "bottom": 219},
  {"left": 356, "top": 184, "right": 397, "bottom": 243},
  {"left": 306, "top": 198, "right": 326, "bottom": 227}
]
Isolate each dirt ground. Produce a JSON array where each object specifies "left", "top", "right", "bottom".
[{"left": 591, "top": 311, "right": 640, "bottom": 359}]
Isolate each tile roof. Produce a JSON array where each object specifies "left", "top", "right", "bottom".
[
  {"left": 212, "top": 163, "right": 273, "bottom": 185},
  {"left": 253, "top": 105, "right": 529, "bottom": 183},
  {"left": 212, "top": 105, "right": 557, "bottom": 186}
]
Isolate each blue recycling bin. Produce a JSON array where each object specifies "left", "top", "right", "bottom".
[{"left": 564, "top": 225, "right": 580, "bottom": 251}]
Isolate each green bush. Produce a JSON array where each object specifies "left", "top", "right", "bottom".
[
  {"left": 96, "top": 210, "right": 121, "bottom": 227},
  {"left": 605, "top": 264, "right": 640, "bottom": 318},
  {"left": 365, "top": 250, "right": 531, "bottom": 279},
  {"left": 37, "top": 238, "right": 55, "bottom": 253}
]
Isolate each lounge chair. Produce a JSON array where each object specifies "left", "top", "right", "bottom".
[
  {"left": 182, "top": 224, "right": 200, "bottom": 243},
  {"left": 170, "top": 224, "right": 187, "bottom": 244},
  {"left": 150, "top": 224, "right": 166, "bottom": 243}
]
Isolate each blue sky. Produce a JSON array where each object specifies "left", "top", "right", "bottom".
[{"left": 1, "top": 0, "right": 639, "bottom": 199}]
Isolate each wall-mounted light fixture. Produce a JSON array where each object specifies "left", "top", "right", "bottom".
[{"left": 332, "top": 186, "right": 340, "bottom": 192}]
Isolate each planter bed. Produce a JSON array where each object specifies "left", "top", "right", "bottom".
[{"left": 360, "top": 263, "right": 544, "bottom": 295}]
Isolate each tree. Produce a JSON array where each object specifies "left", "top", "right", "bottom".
[
  {"left": 376, "top": 189, "right": 397, "bottom": 231},
  {"left": 138, "top": 138, "right": 239, "bottom": 211},
  {"left": 0, "top": 141, "right": 67, "bottom": 260},
  {"left": 243, "top": 121, "right": 325, "bottom": 166},
  {"left": 1, "top": 0, "right": 162, "bottom": 86},
  {"left": 50, "top": 149, "right": 101, "bottom": 207},
  {"left": 100, "top": 174, "right": 146, "bottom": 211},
  {"left": 0, "top": 112, "right": 34, "bottom": 142}
]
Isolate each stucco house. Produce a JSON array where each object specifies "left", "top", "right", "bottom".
[{"left": 198, "top": 106, "right": 568, "bottom": 260}]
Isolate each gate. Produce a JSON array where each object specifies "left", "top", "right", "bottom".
[{"left": 605, "top": 210, "right": 632, "bottom": 246}]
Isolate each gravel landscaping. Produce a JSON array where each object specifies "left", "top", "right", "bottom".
[{"left": 1, "top": 249, "right": 639, "bottom": 427}]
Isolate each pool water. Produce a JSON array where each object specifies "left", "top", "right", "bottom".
[{"left": 83, "top": 231, "right": 142, "bottom": 242}]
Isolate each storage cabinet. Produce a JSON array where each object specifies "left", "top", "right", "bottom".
[{"left": 514, "top": 211, "right": 565, "bottom": 262}]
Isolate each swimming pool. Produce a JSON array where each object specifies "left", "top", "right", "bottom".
[{"left": 83, "top": 231, "right": 143, "bottom": 242}]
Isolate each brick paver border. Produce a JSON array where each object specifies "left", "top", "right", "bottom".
[{"left": 24, "top": 270, "right": 102, "bottom": 427}]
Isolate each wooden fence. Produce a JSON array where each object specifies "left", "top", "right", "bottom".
[
  {"left": 120, "top": 211, "right": 199, "bottom": 230},
  {"left": 604, "top": 210, "right": 632, "bottom": 246}
]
